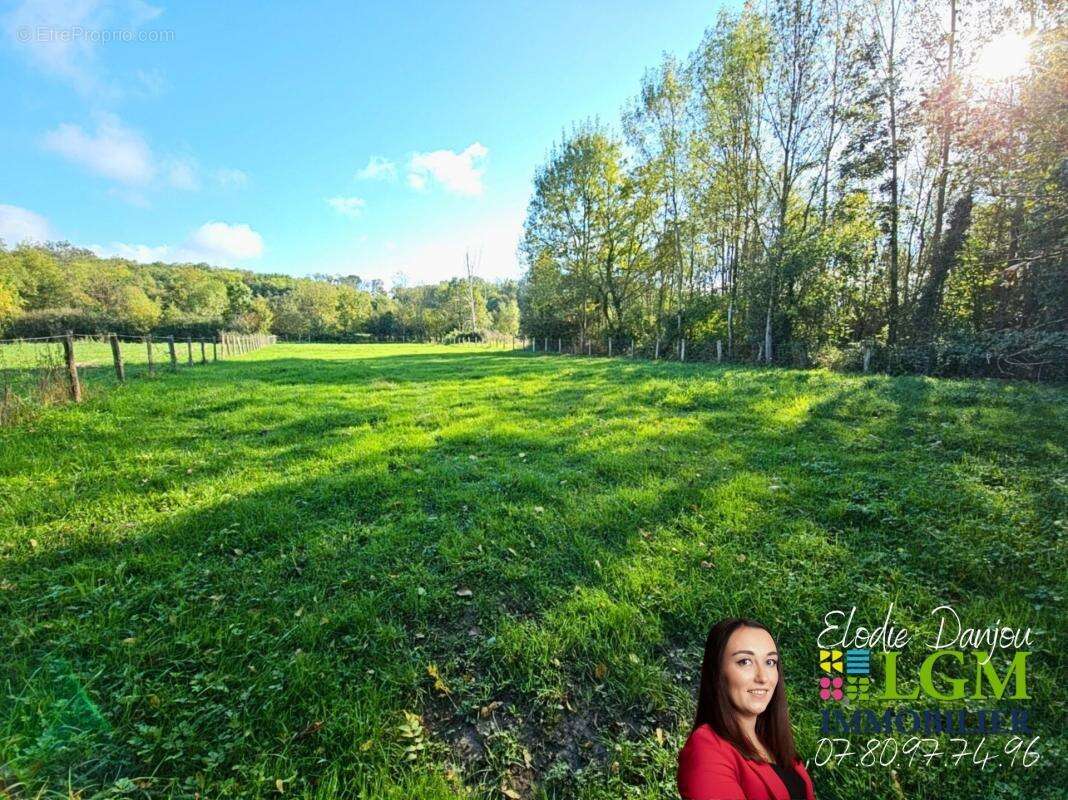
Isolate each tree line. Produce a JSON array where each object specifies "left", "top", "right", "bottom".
[
  {"left": 0, "top": 243, "right": 520, "bottom": 342},
  {"left": 518, "top": 0, "right": 1065, "bottom": 378}
]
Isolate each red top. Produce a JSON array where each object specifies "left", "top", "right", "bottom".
[{"left": 678, "top": 724, "right": 816, "bottom": 800}]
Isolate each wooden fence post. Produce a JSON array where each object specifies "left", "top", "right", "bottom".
[
  {"left": 608, "top": 338, "right": 612, "bottom": 357},
  {"left": 716, "top": 339, "right": 723, "bottom": 363},
  {"left": 587, "top": 340, "right": 592, "bottom": 356},
  {"left": 62, "top": 331, "right": 82, "bottom": 402},
  {"left": 680, "top": 339, "right": 686, "bottom": 362},
  {"left": 213, "top": 336, "right": 218, "bottom": 361},
  {"left": 200, "top": 340, "right": 207, "bottom": 364},
  {"left": 863, "top": 346, "right": 872, "bottom": 373},
  {"left": 146, "top": 335, "right": 154, "bottom": 375},
  {"left": 167, "top": 335, "right": 178, "bottom": 371},
  {"left": 558, "top": 337, "right": 562, "bottom": 354},
  {"left": 109, "top": 333, "right": 125, "bottom": 382},
  {"left": 186, "top": 336, "right": 194, "bottom": 365},
  {"left": 655, "top": 338, "right": 660, "bottom": 360}
]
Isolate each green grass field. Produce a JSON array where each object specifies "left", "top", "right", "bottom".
[
  {"left": 1, "top": 343, "right": 1065, "bottom": 799},
  {"left": 0, "top": 337, "right": 214, "bottom": 412}
]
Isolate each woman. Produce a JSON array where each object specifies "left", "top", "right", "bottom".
[{"left": 678, "top": 618, "right": 815, "bottom": 800}]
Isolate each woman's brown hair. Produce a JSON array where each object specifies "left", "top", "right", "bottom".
[{"left": 693, "top": 618, "right": 797, "bottom": 766}]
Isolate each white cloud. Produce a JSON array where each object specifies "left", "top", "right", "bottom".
[
  {"left": 346, "top": 209, "right": 523, "bottom": 287},
  {"left": 91, "top": 241, "right": 170, "bottom": 262},
  {"left": 133, "top": 67, "right": 165, "bottom": 96},
  {"left": 164, "top": 157, "right": 199, "bottom": 190},
  {"left": 215, "top": 167, "right": 248, "bottom": 188},
  {"left": 0, "top": 204, "right": 52, "bottom": 245},
  {"left": 4, "top": 0, "right": 104, "bottom": 95},
  {"left": 407, "top": 142, "right": 488, "bottom": 196},
  {"left": 42, "top": 113, "right": 155, "bottom": 184},
  {"left": 187, "top": 221, "right": 263, "bottom": 260},
  {"left": 92, "top": 220, "right": 265, "bottom": 265},
  {"left": 355, "top": 156, "right": 396, "bottom": 181},
  {"left": 3, "top": 0, "right": 163, "bottom": 97},
  {"left": 41, "top": 115, "right": 244, "bottom": 199},
  {"left": 327, "top": 196, "right": 366, "bottom": 218}
]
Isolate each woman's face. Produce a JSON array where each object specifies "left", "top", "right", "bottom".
[{"left": 721, "top": 625, "right": 779, "bottom": 719}]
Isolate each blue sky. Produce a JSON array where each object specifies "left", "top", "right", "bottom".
[{"left": 1, "top": 0, "right": 724, "bottom": 285}]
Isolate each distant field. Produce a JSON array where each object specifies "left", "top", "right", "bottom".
[
  {"left": 0, "top": 336, "right": 213, "bottom": 403},
  {"left": 0, "top": 336, "right": 213, "bottom": 371},
  {"left": 1, "top": 343, "right": 1065, "bottom": 799}
]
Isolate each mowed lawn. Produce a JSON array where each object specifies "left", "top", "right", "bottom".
[{"left": 1, "top": 343, "right": 1065, "bottom": 799}]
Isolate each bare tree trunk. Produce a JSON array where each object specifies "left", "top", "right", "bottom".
[
  {"left": 764, "top": 305, "right": 774, "bottom": 364},
  {"left": 883, "top": 2, "right": 902, "bottom": 345},
  {"left": 913, "top": 191, "right": 974, "bottom": 335},
  {"left": 929, "top": 0, "right": 957, "bottom": 283},
  {"left": 464, "top": 249, "right": 480, "bottom": 332}
]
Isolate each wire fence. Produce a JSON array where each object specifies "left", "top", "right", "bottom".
[
  {"left": 0, "top": 331, "right": 276, "bottom": 426},
  {"left": 519, "top": 335, "right": 731, "bottom": 363},
  {"left": 515, "top": 332, "right": 1068, "bottom": 380}
]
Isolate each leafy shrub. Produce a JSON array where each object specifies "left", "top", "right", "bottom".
[
  {"left": 816, "top": 332, "right": 1068, "bottom": 380},
  {"left": 4, "top": 308, "right": 114, "bottom": 338}
]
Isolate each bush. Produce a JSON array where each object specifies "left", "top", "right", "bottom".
[
  {"left": 441, "top": 329, "right": 486, "bottom": 344},
  {"left": 275, "top": 332, "right": 375, "bottom": 343},
  {"left": 2, "top": 308, "right": 227, "bottom": 340},
  {"left": 815, "top": 331, "right": 1068, "bottom": 380},
  {"left": 441, "top": 329, "right": 515, "bottom": 345},
  {"left": 4, "top": 308, "right": 114, "bottom": 338},
  {"left": 151, "top": 315, "right": 226, "bottom": 339}
]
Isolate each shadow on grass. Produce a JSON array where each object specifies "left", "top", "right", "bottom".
[{"left": 1, "top": 348, "right": 1064, "bottom": 798}]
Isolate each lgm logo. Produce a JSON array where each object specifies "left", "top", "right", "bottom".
[
  {"left": 816, "top": 603, "right": 1034, "bottom": 735},
  {"left": 818, "top": 646, "right": 1031, "bottom": 701}
]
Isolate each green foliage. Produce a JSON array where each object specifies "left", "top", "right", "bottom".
[
  {"left": 0, "top": 245, "right": 521, "bottom": 342},
  {"left": 492, "top": 297, "right": 521, "bottom": 336},
  {"left": 519, "top": 4, "right": 1066, "bottom": 374},
  {"left": 0, "top": 278, "right": 20, "bottom": 326}
]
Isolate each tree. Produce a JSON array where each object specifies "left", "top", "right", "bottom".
[
  {"left": 493, "top": 297, "right": 521, "bottom": 335},
  {"left": 691, "top": 9, "right": 771, "bottom": 356},
  {"left": 0, "top": 278, "right": 20, "bottom": 329},
  {"left": 271, "top": 281, "right": 338, "bottom": 338},
  {"left": 337, "top": 285, "right": 373, "bottom": 333}
]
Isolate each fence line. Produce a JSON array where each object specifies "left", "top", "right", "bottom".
[
  {"left": 0, "top": 331, "right": 277, "bottom": 425},
  {"left": 512, "top": 332, "right": 1064, "bottom": 380},
  {"left": 513, "top": 334, "right": 843, "bottom": 370},
  {"left": 516, "top": 334, "right": 728, "bottom": 364}
]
